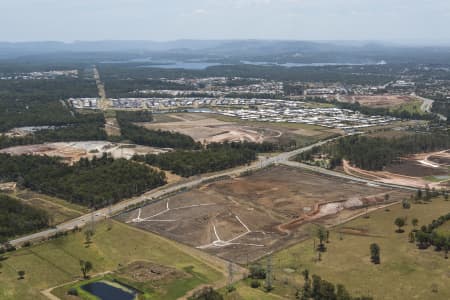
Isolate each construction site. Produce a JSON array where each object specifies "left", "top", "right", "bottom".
[
  {"left": 0, "top": 141, "right": 167, "bottom": 164},
  {"left": 118, "top": 165, "right": 410, "bottom": 264},
  {"left": 342, "top": 150, "right": 450, "bottom": 189}
]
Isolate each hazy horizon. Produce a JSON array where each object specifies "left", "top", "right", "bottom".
[{"left": 1, "top": 0, "right": 450, "bottom": 44}]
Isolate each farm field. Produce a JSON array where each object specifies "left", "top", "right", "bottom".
[
  {"left": 144, "top": 112, "right": 340, "bottom": 147},
  {"left": 0, "top": 221, "right": 224, "bottom": 300},
  {"left": 119, "top": 165, "right": 410, "bottom": 264},
  {"left": 261, "top": 197, "right": 450, "bottom": 300}
]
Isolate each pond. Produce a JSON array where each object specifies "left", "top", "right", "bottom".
[{"left": 81, "top": 281, "right": 137, "bottom": 300}]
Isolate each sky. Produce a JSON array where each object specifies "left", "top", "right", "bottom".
[{"left": 1, "top": 0, "right": 450, "bottom": 43}]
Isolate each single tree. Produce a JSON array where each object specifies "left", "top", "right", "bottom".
[
  {"left": 412, "top": 218, "right": 419, "bottom": 231},
  {"left": 394, "top": 217, "right": 406, "bottom": 233},
  {"left": 17, "top": 270, "right": 25, "bottom": 280},
  {"left": 416, "top": 189, "right": 422, "bottom": 200},
  {"left": 370, "top": 243, "right": 380, "bottom": 264},
  {"left": 84, "top": 229, "right": 94, "bottom": 245},
  {"left": 317, "top": 227, "right": 327, "bottom": 252},
  {"left": 80, "top": 260, "right": 93, "bottom": 279}
]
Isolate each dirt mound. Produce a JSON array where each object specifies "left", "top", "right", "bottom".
[{"left": 116, "top": 261, "right": 187, "bottom": 282}]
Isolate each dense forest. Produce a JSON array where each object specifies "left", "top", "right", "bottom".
[
  {"left": 115, "top": 110, "right": 154, "bottom": 122},
  {"left": 99, "top": 63, "right": 394, "bottom": 86},
  {"left": 104, "top": 78, "right": 195, "bottom": 98},
  {"left": 0, "top": 194, "right": 50, "bottom": 243},
  {"left": 297, "top": 133, "right": 450, "bottom": 171},
  {"left": 117, "top": 113, "right": 200, "bottom": 149},
  {"left": 133, "top": 142, "right": 264, "bottom": 177},
  {"left": 0, "top": 77, "right": 98, "bottom": 132},
  {"left": 0, "top": 154, "right": 166, "bottom": 207},
  {"left": 0, "top": 112, "right": 106, "bottom": 149}
]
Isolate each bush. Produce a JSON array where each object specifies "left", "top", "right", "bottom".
[
  {"left": 250, "top": 280, "right": 261, "bottom": 288},
  {"left": 249, "top": 264, "right": 266, "bottom": 279},
  {"left": 68, "top": 288, "right": 78, "bottom": 296}
]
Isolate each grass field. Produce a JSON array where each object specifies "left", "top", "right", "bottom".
[
  {"left": 252, "top": 197, "right": 450, "bottom": 300},
  {"left": 391, "top": 99, "right": 425, "bottom": 115},
  {"left": 0, "top": 221, "right": 224, "bottom": 300},
  {"left": 11, "top": 190, "right": 87, "bottom": 225},
  {"left": 221, "top": 280, "right": 285, "bottom": 300}
]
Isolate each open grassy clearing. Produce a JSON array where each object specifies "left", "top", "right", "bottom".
[
  {"left": 15, "top": 190, "right": 88, "bottom": 214},
  {"left": 0, "top": 221, "right": 224, "bottom": 300},
  {"left": 221, "top": 280, "right": 285, "bottom": 300},
  {"left": 258, "top": 198, "right": 450, "bottom": 300},
  {"left": 391, "top": 99, "right": 424, "bottom": 115},
  {"left": 9, "top": 190, "right": 87, "bottom": 225}
]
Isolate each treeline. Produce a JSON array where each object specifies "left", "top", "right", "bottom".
[
  {"left": 115, "top": 110, "right": 153, "bottom": 122},
  {"left": 99, "top": 63, "right": 394, "bottom": 85},
  {"left": 431, "top": 100, "right": 450, "bottom": 122},
  {"left": 415, "top": 213, "right": 450, "bottom": 252},
  {"left": 104, "top": 78, "right": 195, "bottom": 98},
  {"left": 298, "top": 133, "right": 450, "bottom": 171},
  {"left": 0, "top": 77, "right": 98, "bottom": 132},
  {"left": 0, "top": 154, "right": 166, "bottom": 208},
  {"left": 305, "top": 97, "right": 435, "bottom": 120},
  {"left": 133, "top": 142, "right": 261, "bottom": 177},
  {"left": 116, "top": 113, "right": 199, "bottom": 149},
  {"left": 0, "top": 112, "right": 106, "bottom": 149},
  {"left": 299, "top": 274, "right": 373, "bottom": 300},
  {"left": 0, "top": 194, "right": 50, "bottom": 243}
]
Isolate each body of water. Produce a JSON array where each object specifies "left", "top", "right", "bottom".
[
  {"left": 103, "top": 58, "right": 386, "bottom": 70},
  {"left": 81, "top": 281, "right": 136, "bottom": 300}
]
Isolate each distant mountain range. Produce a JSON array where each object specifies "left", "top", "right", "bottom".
[{"left": 1, "top": 40, "right": 450, "bottom": 64}]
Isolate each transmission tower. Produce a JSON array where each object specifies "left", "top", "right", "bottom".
[
  {"left": 228, "top": 262, "right": 234, "bottom": 287},
  {"left": 265, "top": 254, "right": 273, "bottom": 291}
]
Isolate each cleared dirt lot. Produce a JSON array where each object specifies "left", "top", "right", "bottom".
[
  {"left": 343, "top": 150, "right": 450, "bottom": 189},
  {"left": 119, "top": 166, "right": 409, "bottom": 264},
  {"left": 340, "top": 95, "right": 418, "bottom": 108},
  {"left": 142, "top": 113, "right": 338, "bottom": 146},
  {"left": 0, "top": 141, "right": 166, "bottom": 164}
]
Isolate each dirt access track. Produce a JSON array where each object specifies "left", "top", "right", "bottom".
[
  {"left": 343, "top": 150, "right": 450, "bottom": 189},
  {"left": 140, "top": 112, "right": 334, "bottom": 145},
  {"left": 339, "top": 95, "right": 418, "bottom": 108},
  {"left": 118, "top": 165, "right": 409, "bottom": 264}
]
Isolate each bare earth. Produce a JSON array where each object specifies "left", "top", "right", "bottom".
[
  {"left": 342, "top": 150, "right": 450, "bottom": 189},
  {"left": 140, "top": 113, "right": 331, "bottom": 145},
  {"left": 0, "top": 141, "right": 167, "bottom": 164},
  {"left": 118, "top": 166, "right": 409, "bottom": 264},
  {"left": 340, "top": 95, "right": 417, "bottom": 108}
]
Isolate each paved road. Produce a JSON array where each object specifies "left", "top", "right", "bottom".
[
  {"left": 414, "top": 93, "right": 447, "bottom": 121},
  {"left": 282, "top": 160, "right": 417, "bottom": 192}
]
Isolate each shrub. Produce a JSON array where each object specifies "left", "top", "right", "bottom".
[{"left": 250, "top": 280, "right": 261, "bottom": 288}]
